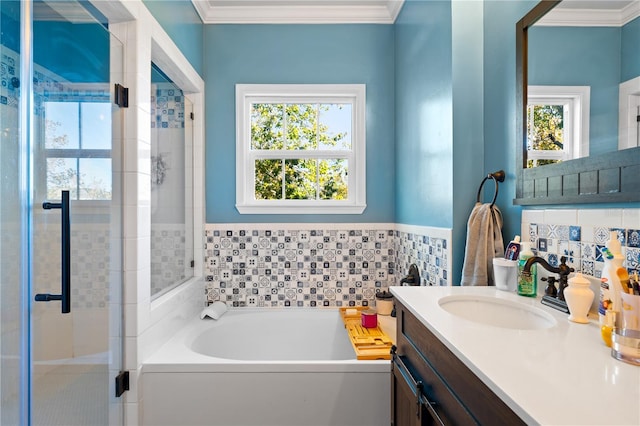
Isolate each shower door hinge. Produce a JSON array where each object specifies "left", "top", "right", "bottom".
[
  {"left": 114, "top": 83, "right": 129, "bottom": 108},
  {"left": 115, "top": 370, "right": 130, "bottom": 397},
  {"left": 190, "top": 112, "right": 194, "bottom": 120}
]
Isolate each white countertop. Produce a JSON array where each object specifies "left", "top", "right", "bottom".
[{"left": 390, "top": 286, "right": 640, "bottom": 426}]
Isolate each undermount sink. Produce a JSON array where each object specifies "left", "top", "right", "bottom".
[{"left": 438, "top": 295, "right": 557, "bottom": 330}]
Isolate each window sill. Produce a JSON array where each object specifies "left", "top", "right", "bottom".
[{"left": 236, "top": 204, "right": 366, "bottom": 215}]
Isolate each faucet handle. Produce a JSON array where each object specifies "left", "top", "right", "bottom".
[{"left": 541, "top": 276, "right": 558, "bottom": 297}]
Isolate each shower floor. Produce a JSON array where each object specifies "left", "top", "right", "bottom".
[
  {"left": 32, "top": 363, "right": 108, "bottom": 426},
  {"left": 3, "top": 361, "right": 110, "bottom": 426}
]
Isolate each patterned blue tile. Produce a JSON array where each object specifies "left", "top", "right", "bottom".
[
  {"left": 627, "top": 229, "right": 640, "bottom": 248},
  {"left": 594, "top": 227, "right": 609, "bottom": 245},
  {"left": 611, "top": 228, "right": 626, "bottom": 246},
  {"left": 204, "top": 226, "right": 449, "bottom": 307},
  {"left": 557, "top": 225, "right": 570, "bottom": 241},
  {"left": 569, "top": 226, "right": 581, "bottom": 241},
  {"left": 537, "top": 238, "right": 548, "bottom": 252},
  {"left": 595, "top": 245, "right": 606, "bottom": 262},
  {"left": 581, "top": 260, "right": 594, "bottom": 276},
  {"left": 581, "top": 243, "right": 596, "bottom": 261},
  {"left": 626, "top": 248, "right": 640, "bottom": 271},
  {"left": 547, "top": 253, "right": 559, "bottom": 268}
]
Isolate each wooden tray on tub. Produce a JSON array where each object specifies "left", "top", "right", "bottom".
[{"left": 340, "top": 307, "right": 393, "bottom": 360}]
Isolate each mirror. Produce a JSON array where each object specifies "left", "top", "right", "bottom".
[{"left": 515, "top": 0, "right": 640, "bottom": 205}]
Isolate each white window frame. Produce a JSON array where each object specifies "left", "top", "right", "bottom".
[
  {"left": 527, "top": 85, "right": 590, "bottom": 165},
  {"left": 236, "top": 84, "right": 366, "bottom": 214}
]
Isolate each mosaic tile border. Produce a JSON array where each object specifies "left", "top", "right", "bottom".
[{"left": 204, "top": 224, "right": 452, "bottom": 308}]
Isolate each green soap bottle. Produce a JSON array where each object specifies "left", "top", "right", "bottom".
[{"left": 517, "top": 242, "right": 537, "bottom": 297}]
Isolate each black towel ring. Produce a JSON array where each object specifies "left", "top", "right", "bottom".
[{"left": 476, "top": 170, "right": 505, "bottom": 208}]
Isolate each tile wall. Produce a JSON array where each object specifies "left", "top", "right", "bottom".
[
  {"left": 204, "top": 223, "right": 452, "bottom": 308},
  {"left": 521, "top": 208, "right": 640, "bottom": 279}
]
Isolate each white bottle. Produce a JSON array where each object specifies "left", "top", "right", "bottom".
[
  {"left": 598, "top": 231, "right": 623, "bottom": 327},
  {"left": 564, "top": 273, "right": 594, "bottom": 324}
]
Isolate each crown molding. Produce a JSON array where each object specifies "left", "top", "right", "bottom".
[
  {"left": 536, "top": 1, "right": 640, "bottom": 27},
  {"left": 191, "top": 0, "right": 404, "bottom": 24}
]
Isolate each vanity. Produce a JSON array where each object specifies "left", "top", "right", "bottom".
[{"left": 390, "top": 286, "right": 640, "bottom": 425}]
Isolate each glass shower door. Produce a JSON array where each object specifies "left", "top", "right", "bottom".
[
  {"left": 0, "top": 0, "right": 124, "bottom": 424},
  {"left": 30, "top": 2, "right": 124, "bottom": 424}
]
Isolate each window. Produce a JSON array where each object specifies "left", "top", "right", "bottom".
[
  {"left": 236, "top": 84, "right": 366, "bottom": 214},
  {"left": 43, "top": 100, "right": 112, "bottom": 200},
  {"left": 526, "top": 86, "right": 590, "bottom": 168}
]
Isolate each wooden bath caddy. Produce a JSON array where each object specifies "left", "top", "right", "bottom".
[{"left": 340, "top": 307, "right": 393, "bottom": 360}]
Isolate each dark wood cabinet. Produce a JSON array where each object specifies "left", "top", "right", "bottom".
[{"left": 391, "top": 304, "right": 526, "bottom": 426}]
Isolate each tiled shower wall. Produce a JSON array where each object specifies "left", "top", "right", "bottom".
[
  {"left": 204, "top": 223, "right": 452, "bottom": 308},
  {"left": 521, "top": 208, "right": 640, "bottom": 280}
]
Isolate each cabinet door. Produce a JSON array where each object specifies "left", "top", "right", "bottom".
[{"left": 392, "top": 355, "right": 444, "bottom": 426}]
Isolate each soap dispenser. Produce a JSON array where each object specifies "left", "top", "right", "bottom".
[{"left": 564, "top": 273, "right": 594, "bottom": 324}]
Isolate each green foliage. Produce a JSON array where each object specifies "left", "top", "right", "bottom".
[
  {"left": 527, "top": 104, "right": 564, "bottom": 168},
  {"left": 251, "top": 104, "right": 349, "bottom": 200},
  {"left": 45, "top": 119, "right": 111, "bottom": 200}
]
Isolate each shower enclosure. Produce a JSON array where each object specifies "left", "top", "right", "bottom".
[{"left": 1, "top": 0, "right": 124, "bottom": 424}]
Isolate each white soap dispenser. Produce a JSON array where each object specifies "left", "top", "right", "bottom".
[{"left": 564, "top": 273, "right": 594, "bottom": 324}]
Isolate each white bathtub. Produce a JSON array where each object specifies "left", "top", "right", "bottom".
[{"left": 142, "top": 309, "right": 391, "bottom": 426}]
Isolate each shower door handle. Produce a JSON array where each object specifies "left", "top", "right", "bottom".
[{"left": 35, "top": 190, "right": 71, "bottom": 314}]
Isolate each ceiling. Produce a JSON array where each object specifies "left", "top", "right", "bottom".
[
  {"left": 191, "top": 0, "right": 404, "bottom": 24},
  {"left": 542, "top": 0, "right": 639, "bottom": 26},
  {"left": 191, "top": 0, "right": 640, "bottom": 25}
]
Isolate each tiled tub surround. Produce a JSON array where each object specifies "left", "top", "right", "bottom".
[
  {"left": 204, "top": 223, "right": 452, "bottom": 308},
  {"left": 150, "top": 224, "right": 188, "bottom": 296},
  {"left": 521, "top": 209, "right": 640, "bottom": 281}
]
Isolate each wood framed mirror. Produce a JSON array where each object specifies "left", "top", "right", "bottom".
[{"left": 514, "top": 0, "right": 640, "bottom": 205}]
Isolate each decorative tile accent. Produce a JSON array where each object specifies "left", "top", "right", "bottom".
[
  {"left": 524, "top": 211, "right": 640, "bottom": 281},
  {"left": 569, "top": 226, "right": 581, "bottom": 241},
  {"left": 204, "top": 225, "right": 450, "bottom": 308},
  {"left": 593, "top": 227, "right": 610, "bottom": 245},
  {"left": 151, "top": 224, "right": 189, "bottom": 296},
  {"left": 627, "top": 229, "right": 640, "bottom": 248},
  {"left": 151, "top": 83, "right": 185, "bottom": 129},
  {"left": 611, "top": 228, "right": 626, "bottom": 246},
  {"left": 537, "top": 238, "right": 548, "bottom": 252}
]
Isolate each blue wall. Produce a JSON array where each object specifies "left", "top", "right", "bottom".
[
  {"left": 143, "top": 0, "right": 204, "bottom": 76},
  {"left": 33, "top": 22, "right": 110, "bottom": 82},
  {"left": 483, "top": 0, "right": 537, "bottom": 249},
  {"left": 204, "top": 24, "right": 396, "bottom": 223},
  {"left": 528, "top": 25, "right": 620, "bottom": 157},
  {"left": 394, "top": 0, "right": 452, "bottom": 229},
  {"left": 622, "top": 16, "right": 640, "bottom": 82}
]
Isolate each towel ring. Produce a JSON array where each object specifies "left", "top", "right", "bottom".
[{"left": 476, "top": 170, "right": 505, "bottom": 208}]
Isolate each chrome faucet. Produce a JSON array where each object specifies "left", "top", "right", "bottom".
[{"left": 522, "top": 255, "right": 574, "bottom": 301}]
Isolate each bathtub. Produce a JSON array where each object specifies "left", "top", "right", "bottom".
[{"left": 142, "top": 309, "right": 391, "bottom": 426}]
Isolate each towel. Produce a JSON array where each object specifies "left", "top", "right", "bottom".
[{"left": 461, "top": 202, "right": 504, "bottom": 286}]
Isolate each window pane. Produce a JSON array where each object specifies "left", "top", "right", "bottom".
[
  {"left": 79, "top": 158, "right": 111, "bottom": 200},
  {"left": 254, "top": 159, "right": 283, "bottom": 200},
  {"left": 286, "top": 104, "right": 317, "bottom": 150},
  {"left": 527, "top": 104, "right": 564, "bottom": 151},
  {"left": 319, "top": 159, "right": 348, "bottom": 200},
  {"left": 46, "top": 158, "right": 77, "bottom": 199},
  {"left": 81, "top": 103, "right": 111, "bottom": 149},
  {"left": 527, "top": 104, "right": 564, "bottom": 167},
  {"left": 319, "top": 104, "right": 351, "bottom": 150},
  {"left": 284, "top": 159, "right": 317, "bottom": 199},
  {"left": 45, "top": 102, "right": 79, "bottom": 149},
  {"left": 251, "top": 103, "right": 284, "bottom": 150}
]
